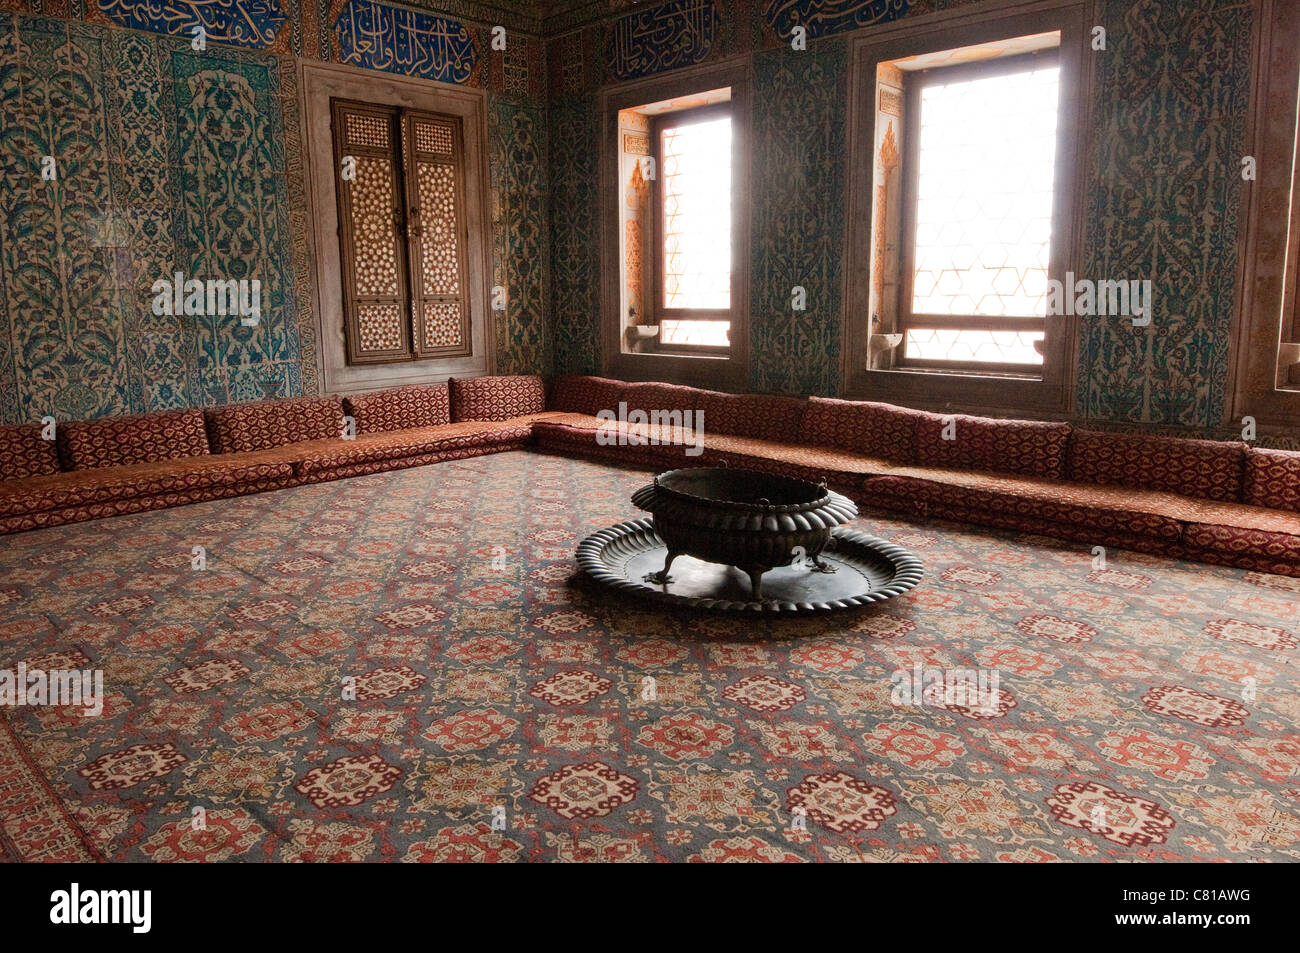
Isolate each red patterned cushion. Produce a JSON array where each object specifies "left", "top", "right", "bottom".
[
  {"left": 294, "top": 421, "right": 534, "bottom": 475},
  {"left": 296, "top": 443, "right": 530, "bottom": 486},
  {"left": 205, "top": 396, "right": 345, "bottom": 454},
  {"left": 617, "top": 382, "right": 703, "bottom": 419},
  {"left": 532, "top": 420, "right": 690, "bottom": 468},
  {"left": 59, "top": 409, "right": 210, "bottom": 471},
  {"left": 0, "top": 477, "right": 299, "bottom": 537},
  {"left": 1068, "top": 430, "right": 1245, "bottom": 502},
  {"left": 1182, "top": 547, "right": 1300, "bottom": 578},
  {"left": 0, "top": 454, "right": 296, "bottom": 518},
  {"left": 547, "top": 375, "right": 626, "bottom": 416},
  {"left": 695, "top": 390, "right": 806, "bottom": 442},
  {"left": 581, "top": 382, "right": 706, "bottom": 434},
  {"left": 916, "top": 413, "right": 1071, "bottom": 480},
  {"left": 1184, "top": 523, "right": 1300, "bottom": 561},
  {"left": 867, "top": 470, "right": 1189, "bottom": 540},
  {"left": 449, "top": 375, "right": 546, "bottom": 422},
  {"left": 1244, "top": 448, "right": 1300, "bottom": 512},
  {"left": 800, "top": 397, "right": 922, "bottom": 465},
  {"left": 343, "top": 384, "right": 450, "bottom": 434},
  {"left": 0, "top": 424, "right": 60, "bottom": 482},
  {"left": 704, "top": 433, "right": 889, "bottom": 485}
]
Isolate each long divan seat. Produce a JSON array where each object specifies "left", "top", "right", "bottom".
[
  {"left": 0, "top": 450, "right": 298, "bottom": 517},
  {"left": 204, "top": 381, "right": 557, "bottom": 485},
  {"left": 0, "top": 409, "right": 297, "bottom": 533},
  {"left": 1182, "top": 505, "right": 1300, "bottom": 561},
  {"left": 529, "top": 412, "right": 887, "bottom": 487},
  {"left": 293, "top": 418, "right": 547, "bottom": 483},
  {"left": 3, "top": 373, "right": 1299, "bottom": 579},
  {"left": 1183, "top": 447, "right": 1300, "bottom": 571},
  {"left": 532, "top": 413, "right": 702, "bottom": 469},
  {"left": 0, "top": 454, "right": 296, "bottom": 533},
  {"left": 535, "top": 380, "right": 890, "bottom": 486},
  {"left": 700, "top": 434, "right": 892, "bottom": 490},
  {"left": 542, "top": 375, "right": 1300, "bottom": 578},
  {"left": 0, "top": 380, "right": 555, "bottom": 533},
  {"left": 309, "top": 376, "right": 560, "bottom": 482},
  {"left": 864, "top": 468, "right": 1193, "bottom": 542}
]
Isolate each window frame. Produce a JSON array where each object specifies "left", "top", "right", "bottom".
[
  {"left": 401, "top": 109, "right": 474, "bottom": 362},
  {"left": 841, "top": 2, "right": 1092, "bottom": 416},
  {"left": 897, "top": 49, "right": 1060, "bottom": 374},
  {"left": 330, "top": 100, "right": 413, "bottom": 366},
  {"left": 301, "top": 61, "right": 494, "bottom": 397},
  {"left": 1228, "top": 0, "right": 1300, "bottom": 429},
  {"left": 600, "top": 60, "right": 751, "bottom": 390},
  {"left": 330, "top": 100, "right": 474, "bottom": 367},
  {"left": 650, "top": 101, "right": 734, "bottom": 355}
]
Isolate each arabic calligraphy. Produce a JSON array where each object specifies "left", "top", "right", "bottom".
[
  {"left": 98, "top": 0, "right": 286, "bottom": 49},
  {"left": 763, "top": 0, "right": 912, "bottom": 41},
  {"left": 607, "top": 0, "right": 716, "bottom": 81},
  {"left": 336, "top": 0, "right": 477, "bottom": 85}
]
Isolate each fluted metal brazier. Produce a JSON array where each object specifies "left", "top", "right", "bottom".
[{"left": 631, "top": 467, "right": 858, "bottom": 598}]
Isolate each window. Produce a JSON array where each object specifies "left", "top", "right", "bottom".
[
  {"left": 655, "top": 105, "right": 732, "bottom": 349},
  {"left": 600, "top": 64, "right": 750, "bottom": 390},
  {"left": 331, "top": 99, "right": 472, "bottom": 366},
  {"left": 842, "top": 5, "right": 1089, "bottom": 415},
  {"left": 1229, "top": 0, "right": 1300, "bottom": 427},
  {"left": 1280, "top": 66, "right": 1300, "bottom": 390},
  {"left": 901, "top": 54, "right": 1060, "bottom": 370}
]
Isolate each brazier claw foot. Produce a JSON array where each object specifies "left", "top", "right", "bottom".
[
  {"left": 810, "top": 554, "right": 838, "bottom": 574},
  {"left": 644, "top": 551, "right": 680, "bottom": 586}
]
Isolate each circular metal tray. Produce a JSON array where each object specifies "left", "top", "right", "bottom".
[{"left": 576, "top": 519, "right": 925, "bottom": 614}]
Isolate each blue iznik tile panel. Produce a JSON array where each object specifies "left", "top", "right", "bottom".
[
  {"left": 491, "top": 101, "right": 550, "bottom": 377},
  {"left": 548, "top": 98, "right": 601, "bottom": 376},
  {"left": 762, "top": 0, "right": 912, "bottom": 42},
  {"left": 1075, "top": 0, "right": 1255, "bottom": 428},
  {"left": 335, "top": 0, "right": 477, "bottom": 84},
  {"left": 0, "top": 13, "right": 304, "bottom": 422},
  {"left": 97, "top": 0, "right": 287, "bottom": 49},
  {"left": 607, "top": 0, "right": 716, "bottom": 81},
  {"left": 750, "top": 41, "right": 847, "bottom": 398}
]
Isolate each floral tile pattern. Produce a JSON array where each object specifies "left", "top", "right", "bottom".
[
  {"left": 1, "top": 452, "right": 1297, "bottom": 862},
  {"left": 0, "top": 13, "right": 309, "bottom": 422}
]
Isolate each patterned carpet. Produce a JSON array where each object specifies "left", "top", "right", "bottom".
[{"left": 1, "top": 450, "right": 1297, "bottom": 862}]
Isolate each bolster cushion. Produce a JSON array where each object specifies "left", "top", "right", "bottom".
[
  {"left": 343, "top": 383, "right": 451, "bottom": 434},
  {"left": 1244, "top": 447, "right": 1300, "bottom": 512},
  {"left": 59, "top": 409, "right": 210, "bottom": 471},
  {"left": 916, "top": 413, "right": 1072, "bottom": 480},
  {"left": 450, "top": 375, "right": 546, "bottom": 422},
  {"left": 1068, "top": 429, "right": 1245, "bottom": 502},
  {"left": 547, "top": 375, "right": 626, "bottom": 417},
  {"left": 800, "top": 397, "right": 922, "bottom": 465},
  {"left": 695, "top": 390, "right": 806, "bottom": 443},
  {"left": 205, "top": 396, "right": 345, "bottom": 454},
  {"left": 0, "top": 423, "right": 61, "bottom": 482}
]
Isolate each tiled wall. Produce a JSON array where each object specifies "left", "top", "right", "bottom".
[
  {"left": 547, "top": 0, "right": 1259, "bottom": 434},
  {"left": 1076, "top": 0, "right": 1253, "bottom": 430},
  {"left": 0, "top": 0, "right": 550, "bottom": 423},
  {"left": 0, "top": 14, "right": 309, "bottom": 421},
  {"left": 0, "top": 0, "right": 1264, "bottom": 438}
]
